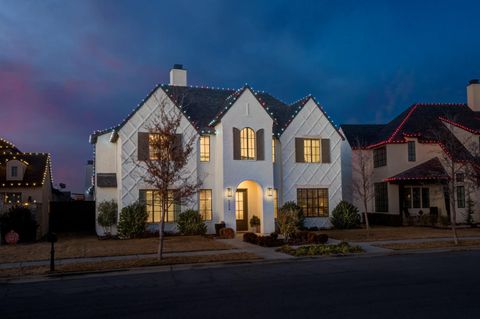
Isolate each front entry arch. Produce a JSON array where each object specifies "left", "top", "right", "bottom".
[{"left": 235, "top": 180, "right": 263, "bottom": 232}]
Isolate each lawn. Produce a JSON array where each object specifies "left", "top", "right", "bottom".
[
  {"left": 0, "top": 252, "right": 261, "bottom": 278},
  {"left": 324, "top": 226, "right": 480, "bottom": 242},
  {"left": 378, "top": 239, "right": 480, "bottom": 251},
  {"left": 0, "top": 234, "right": 234, "bottom": 264}
]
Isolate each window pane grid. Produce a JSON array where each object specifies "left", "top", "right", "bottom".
[
  {"left": 273, "top": 189, "right": 278, "bottom": 218},
  {"left": 235, "top": 191, "right": 244, "bottom": 219},
  {"left": 200, "top": 136, "right": 210, "bottom": 162},
  {"left": 374, "top": 182, "right": 388, "bottom": 212},
  {"left": 240, "top": 128, "right": 255, "bottom": 160},
  {"left": 303, "top": 139, "right": 320, "bottom": 163},
  {"left": 296, "top": 188, "right": 329, "bottom": 217},
  {"left": 408, "top": 141, "right": 416, "bottom": 161},
  {"left": 145, "top": 190, "right": 177, "bottom": 223},
  {"left": 373, "top": 147, "right": 387, "bottom": 168},
  {"left": 199, "top": 189, "right": 212, "bottom": 221}
]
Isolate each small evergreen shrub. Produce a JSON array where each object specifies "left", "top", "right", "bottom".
[
  {"left": 249, "top": 215, "right": 261, "bottom": 227},
  {"left": 177, "top": 209, "right": 207, "bottom": 235},
  {"left": 243, "top": 232, "right": 258, "bottom": 244},
  {"left": 280, "top": 201, "right": 305, "bottom": 229},
  {"left": 330, "top": 201, "right": 361, "bottom": 229},
  {"left": 97, "top": 200, "right": 118, "bottom": 235},
  {"left": 117, "top": 201, "right": 148, "bottom": 239},
  {"left": 0, "top": 206, "right": 38, "bottom": 243}
]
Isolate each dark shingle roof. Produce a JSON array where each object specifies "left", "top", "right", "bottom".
[
  {"left": 0, "top": 153, "right": 51, "bottom": 188},
  {"left": 385, "top": 157, "right": 449, "bottom": 182},
  {"left": 0, "top": 138, "right": 20, "bottom": 153},
  {"left": 90, "top": 84, "right": 342, "bottom": 142},
  {"left": 341, "top": 103, "right": 478, "bottom": 162}
]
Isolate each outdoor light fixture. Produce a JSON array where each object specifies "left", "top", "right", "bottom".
[
  {"left": 267, "top": 187, "right": 273, "bottom": 197},
  {"left": 226, "top": 187, "right": 233, "bottom": 198}
]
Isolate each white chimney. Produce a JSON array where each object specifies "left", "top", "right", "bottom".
[
  {"left": 169, "top": 64, "right": 187, "bottom": 86},
  {"left": 467, "top": 79, "right": 480, "bottom": 112}
]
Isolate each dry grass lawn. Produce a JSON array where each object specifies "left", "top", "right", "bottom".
[
  {"left": 378, "top": 239, "right": 480, "bottom": 251},
  {"left": 324, "top": 226, "right": 480, "bottom": 242},
  {"left": 0, "top": 252, "right": 261, "bottom": 278},
  {"left": 0, "top": 235, "right": 234, "bottom": 264}
]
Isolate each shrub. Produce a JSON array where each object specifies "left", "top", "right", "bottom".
[
  {"left": 177, "top": 209, "right": 207, "bottom": 235},
  {"left": 280, "top": 201, "right": 304, "bottom": 229},
  {"left": 243, "top": 232, "right": 258, "bottom": 244},
  {"left": 219, "top": 227, "right": 235, "bottom": 239},
  {"left": 437, "top": 215, "right": 450, "bottom": 227},
  {"left": 0, "top": 206, "right": 38, "bottom": 243},
  {"left": 330, "top": 201, "right": 361, "bottom": 229},
  {"left": 277, "top": 204, "right": 301, "bottom": 241},
  {"left": 277, "top": 242, "right": 363, "bottom": 256},
  {"left": 117, "top": 201, "right": 148, "bottom": 239},
  {"left": 256, "top": 235, "right": 284, "bottom": 247},
  {"left": 270, "top": 232, "right": 278, "bottom": 240},
  {"left": 97, "top": 200, "right": 118, "bottom": 235}
]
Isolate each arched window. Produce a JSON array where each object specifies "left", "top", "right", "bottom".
[{"left": 240, "top": 128, "right": 255, "bottom": 160}]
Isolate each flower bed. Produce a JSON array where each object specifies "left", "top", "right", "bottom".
[
  {"left": 277, "top": 242, "right": 364, "bottom": 256},
  {"left": 243, "top": 231, "right": 329, "bottom": 247}
]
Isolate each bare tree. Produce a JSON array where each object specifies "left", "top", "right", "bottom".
[
  {"left": 140, "top": 94, "right": 201, "bottom": 259},
  {"left": 351, "top": 138, "right": 373, "bottom": 232},
  {"left": 432, "top": 117, "right": 480, "bottom": 245}
]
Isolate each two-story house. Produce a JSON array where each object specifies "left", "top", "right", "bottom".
[
  {"left": 0, "top": 137, "right": 53, "bottom": 237},
  {"left": 341, "top": 80, "right": 480, "bottom": 224},
  {"left": 90, "top": 64, "right": 344, "bottom": 235}
]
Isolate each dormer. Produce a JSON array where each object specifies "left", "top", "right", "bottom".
[{"left": 6, "top": 159, "right": 27, "bottom": 181}]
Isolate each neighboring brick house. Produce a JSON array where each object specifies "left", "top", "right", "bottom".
[
  {"left": 341, "top": 80, "right": 480, "bottom": 224},
  {"left": 0, "top": 137, "right": 53, "bottom": 237},
  {"left": 90, "top": 64, "right": 344, "bottom": 235}
]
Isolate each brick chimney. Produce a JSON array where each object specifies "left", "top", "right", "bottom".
[
  {"left": 467, "top": 79, "right": 480, "bottom": 112},
  {"left": 169, "top": 64, "right": 187, "bottom": 86}
]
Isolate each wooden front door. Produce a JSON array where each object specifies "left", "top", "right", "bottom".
[{"left": 235, "top": 189, "right": 248, "bottom": 231}]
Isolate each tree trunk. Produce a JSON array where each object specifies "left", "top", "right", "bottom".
[
  {"left": 158, "top": 198, "right": 167, "bottom": 260},
  {"left": 451, "top": 202, "right": 459, "bottom": 245},
  {"left": 363, "top": 198, "right": 370, "bottom": 237}
]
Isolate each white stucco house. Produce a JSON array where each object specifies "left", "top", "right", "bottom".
[{"left": 90, "top": 64, "right": 344, "bottom": 235}]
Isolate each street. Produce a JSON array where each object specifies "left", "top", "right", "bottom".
[{"left": 1, "top": 251, "right": 480, "bottom": 318}]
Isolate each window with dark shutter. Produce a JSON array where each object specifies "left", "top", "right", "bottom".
[
  {"left": 137, "top": 132, "right": 149, "bottom": 161},
  {"left": 295, "top": 138, "right": 304, "bottom": 163},
  {"left": 321, "top": 139, "right": 331, "bottom": 163},
  {"left": 233, "top": 127, "right": 240, "bottom": 160},
  {"left": 256, "top": 129, "right": 264, "bottom": 160}
]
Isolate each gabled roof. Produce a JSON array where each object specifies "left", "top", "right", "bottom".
[
  {"left": 90, "top": 83, "right": 342, "bottom": 142},
  {"left": 0, "top": 152, "right": 52, "bottom": 188},
  {"left": 341, "top": 103, "right": 478, "bottom": 162},
  {"left": 384, "top": 157, "right": 449, "bottom": 182},
  {"left": 0, "top": 137, "right": 20, "bottom": 154}
]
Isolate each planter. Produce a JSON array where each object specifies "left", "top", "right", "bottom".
[{"left": 215, "top": 222, "right": 226, "bottom": 236}]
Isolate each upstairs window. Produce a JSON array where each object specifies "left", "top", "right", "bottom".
[
  {"left": 11, "top": 166, "right": 18, "bottom": 177},
  {"left": 303, "top": 139, "right": 320, "bottom": 163},
  {"left": 407, "top": 141, "right": 416, "bottom": 162},
  {"left": 240, "top": 128, "right": 255, "bottom": 160},
  {"left": 373, "top": 147, "right": 387, "bottom": 168},
  {"left": 200, "top": 136, "right": 210, "bottom": 162},
  {"left": 148, "top": 133, "right": 162, "bottom": 160}
]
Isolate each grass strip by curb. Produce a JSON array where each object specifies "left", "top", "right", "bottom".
[
  {"left": 377, "top": 239, "right": 480, "bottom": 251},
  {"left": 277, "top": 242, "right": 364, "bottom": 257}
]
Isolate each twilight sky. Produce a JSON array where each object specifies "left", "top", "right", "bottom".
[{"left": 1, "top": 0, "right": 480, "bottom": 192}]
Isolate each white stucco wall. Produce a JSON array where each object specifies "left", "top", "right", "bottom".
[
  {"left": 280, "top": 99, "right": 343, "bottom": 228},
  {"left": 219, "top": 89, "right": 275, "bottom": 233}
]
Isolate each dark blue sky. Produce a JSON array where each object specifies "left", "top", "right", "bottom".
[{"left": 1, "top": 0, "right": 480, "bottom": 192}]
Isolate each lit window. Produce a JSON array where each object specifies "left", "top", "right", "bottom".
[
  {"left": 199, "top": 189, "right": 212, "bottom": 220},
  {"left": 200, "top": 136, "right": 210, "bottom": 162},
  {"left": 297, "top": 188, "right": 329, "bottom": 217},
  {"left": 303, "top": 139, "right": 320, "bottom": 163},
  {"left": 11, "top": 166, "right": 18, "bottom": 177},
  {"left": 273, "top": 189, "right": 278, "bottom": 218},
  {"left": 240, "top": 128, "right": 255, "bottom": 160},
  {"left": 4, "top": 192, "right": 22, "bottom": 204},
  {"left": 272, "top": 138, "right": 275, "bottom": 163},
  {"left": 149, "top": 133, "right": 162, "bottom": 160},
  {"left": 143, "top": 190, "right": 177, "bottom": 223}
]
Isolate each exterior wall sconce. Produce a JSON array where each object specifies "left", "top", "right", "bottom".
[
  {"left": 226, "top": 187, "right": 233, "bottom": 198},
  {"left": 267, "top": 187, "right": 273, "bottom": 197}
]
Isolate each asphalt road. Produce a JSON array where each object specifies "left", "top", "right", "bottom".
[{"left": 1, "top": 251, "right": 480, "bottom": 319}]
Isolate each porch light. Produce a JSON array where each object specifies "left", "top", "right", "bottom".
[
  {"left": 267, "top": 187, "right": 273, "bottom": 197},
  {"left": 226, "top": 187, "right": 233, "bottom": 198}
]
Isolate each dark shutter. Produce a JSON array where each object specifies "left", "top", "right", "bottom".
[
  {"left": 138, "top": 132, "right": 149, "bottom": 161},
  {"left": 233, "top": 127, "right": 240, "bottom": 160},
  {"left": 321, "top": 139, "right": 331, "bottom": 163},
  {"left": 256, "top": 129, "right": 264, "bottom": 160},
  {"left": 295, "top": 138, "right": 304, "bottom": 163},
  {"left": 138, "top": 189, "right": 146, "bottom": 206},
  {"left": 173, "top": 134, "right": 183, "bottom": 152}
]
